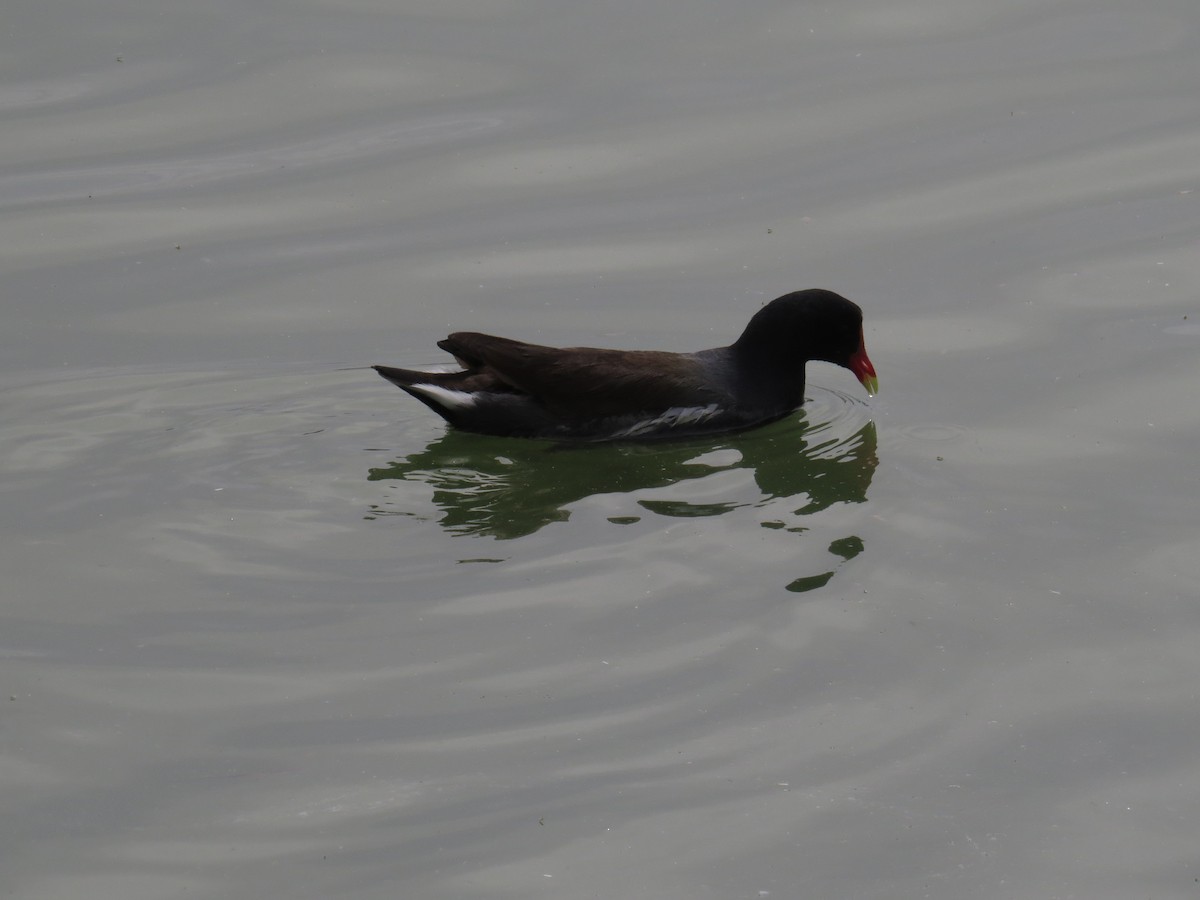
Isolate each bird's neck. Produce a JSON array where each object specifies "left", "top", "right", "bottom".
[{"left": 725, "top": 342, "right": 807, "bottom": 408}]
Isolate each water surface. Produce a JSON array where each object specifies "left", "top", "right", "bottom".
[{"left": 3, "top": 1, "right": 1200, "bottom": 898}]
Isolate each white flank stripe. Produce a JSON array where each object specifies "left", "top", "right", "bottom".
[
  {"left": 408, "top": 383, "right": 478, "bottom": 409},
  {"left": 614, "top": 404, "right": 722, "bottom": 438}
]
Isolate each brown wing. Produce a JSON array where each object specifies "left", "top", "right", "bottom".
[{"left": 439, "top": 332, "right": 725, "bottom": 419}]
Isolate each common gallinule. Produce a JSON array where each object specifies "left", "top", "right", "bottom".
[{"left": 374, "top": 289, "right": 877, "bottom": 441}]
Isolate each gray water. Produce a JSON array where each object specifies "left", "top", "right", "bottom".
[{"left": 4, "top": 1, "right": 1200, "bottom": 898}]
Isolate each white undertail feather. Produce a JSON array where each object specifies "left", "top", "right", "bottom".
[{"left": 407, "top": 383, "right": 479, "bottom": 409}]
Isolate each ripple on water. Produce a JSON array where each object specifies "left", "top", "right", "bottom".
[
  {"left": 0, "top": 116, "right": 507, "bottom": 206},
  {"left": 1, "top": 365, "right": 392, "bottom": 579}
]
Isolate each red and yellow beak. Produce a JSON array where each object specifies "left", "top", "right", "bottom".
[{"left": 847, "top": 330, "right": 878, "bottom": 396}]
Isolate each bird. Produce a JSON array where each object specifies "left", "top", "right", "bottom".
[{"left": 373, "top": 289, "right": 877, "bottom": 442}]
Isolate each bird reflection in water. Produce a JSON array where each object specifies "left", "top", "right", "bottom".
[{"left": 367, "top": 402, "right": 877, "bottom": 592}]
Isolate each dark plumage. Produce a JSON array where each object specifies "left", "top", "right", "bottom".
[{"left": 373, "top": 289, "right": 877, "bottom": 441}]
